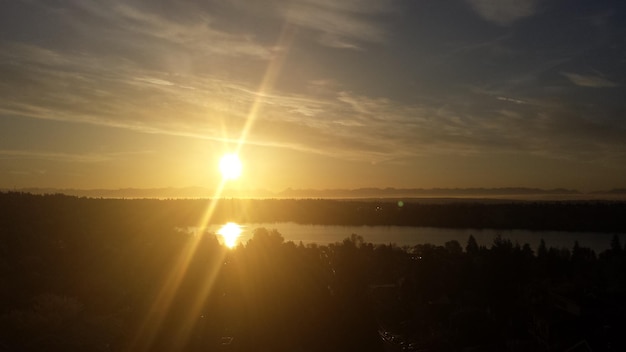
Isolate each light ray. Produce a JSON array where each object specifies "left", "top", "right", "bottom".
[
  {"left": 127, "top": 23, "right": 296, "bottom": 351},
  {"left": 235, "top": 23, "right": 297, "bottom": 155}
]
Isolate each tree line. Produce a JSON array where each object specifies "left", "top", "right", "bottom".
[
  {"left": 1, "top": 192, "right": 625, "bottom": 351},
  {"left": 2, "top": 192, "right": 625, "bottom": 231}
]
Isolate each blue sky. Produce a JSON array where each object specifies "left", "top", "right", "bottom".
[{"left": 1, "top": 0, "right": 625, "bottom": 192}]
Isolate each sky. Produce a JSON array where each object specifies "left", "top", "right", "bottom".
[{"left": 1, "top": 0, "right": 625, "bottom": 193}]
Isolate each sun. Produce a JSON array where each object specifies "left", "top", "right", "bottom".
[
  {"left": 217, "top": 222, "right": 242, "bottom": 248},
  {"left": 219, "top": 153, "right": 242, "bottom": 180}
]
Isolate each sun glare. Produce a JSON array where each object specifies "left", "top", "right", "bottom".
[
  {"left": 219, "top": 154, "right": 242, "bottom": 180},
  {"left": 217, "top": 222, "right": 242, "bottom": 249}
]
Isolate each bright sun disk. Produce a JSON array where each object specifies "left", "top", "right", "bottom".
[{"left": 219, "top": 154, "right": 242, "bottom": 180}]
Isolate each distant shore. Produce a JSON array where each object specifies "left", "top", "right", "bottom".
[
  {"left": 2, "top": 186, "right": 626, "bottom": 201},
  {"left": 2, "top": 192, "right": 626, "bottom": 233}
]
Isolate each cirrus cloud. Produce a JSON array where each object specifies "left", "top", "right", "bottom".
[
  {"left": 561, "top": 72, "right": 619, "bottom": 88},
  {"left": 466, "top": 0, "right": 539, "bottom": 25}
]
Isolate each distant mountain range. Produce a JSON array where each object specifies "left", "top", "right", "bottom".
[
  {"left": 3, "top": 186, "right": 626, "bottom": 199},
  {"left": 277, "top": 187, "right": 583, "bottom": 199},
  {"left": 0, "top": 187, "right": 272, "bottom": 199}
]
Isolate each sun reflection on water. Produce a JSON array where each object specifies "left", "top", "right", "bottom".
[{"left": 217, "top": 222, "right": 243, "bottom": 248}]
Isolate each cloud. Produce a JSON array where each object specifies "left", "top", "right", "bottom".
[
  {"left": 0, "top": 42, "right": 245, "bottom": 136},
  {"left": 110, "top": 3, "right": 272, "bottom": 59},
  {"left": 21, "top": 0, "right": 272, "bottom": 62},
  {"left": 283, "top": 0, "right": 391, "bottom": 49},
  {"left": 2, "top": 0, "right": 625, "bottom": 171},
  {"left": 3, "top": 39, "right": 624, "bottom": 166},
  {"left": 497, "top": 96, "right": 528, "bottom": 104},
  {"left": 134, "top": 77, "right": 175, "bottom": 86},
  {"left": 0, "top": 149, "right": 136, "bottom": 163},
  {"left": 561, "top": 72, "right": 619, "bottom": 88},
  {"left": 466, "top": 0, "right": 538, "bottom": 25}
]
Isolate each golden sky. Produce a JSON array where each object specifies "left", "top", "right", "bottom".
[{"left": 1, "top": 0, "right": 626, "bottom": 193}]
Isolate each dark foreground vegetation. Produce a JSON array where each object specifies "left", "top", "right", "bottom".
[{"left": 1, "top": 192, "right": 625, "bottom": 351}]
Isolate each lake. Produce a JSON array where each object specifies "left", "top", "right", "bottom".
[{"left": 196, "top": 222, "right": 624, "bottom": 253}]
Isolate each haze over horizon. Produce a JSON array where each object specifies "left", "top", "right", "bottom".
[{"left": 2, "top": 0, "right": 626, "bottom": 193}]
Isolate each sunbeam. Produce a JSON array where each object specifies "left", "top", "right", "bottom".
[
  {"left": 234, "top": 23, "right": 297, "bottom": 155},
  {"left": 127, "top": 24, "right": 296, "bottom": 351}
]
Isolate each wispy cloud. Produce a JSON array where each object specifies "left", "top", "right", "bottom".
[
  {"left": 110, "top": 3, "right": 272, "bottom": 59},
  {"left": 466, "top": 0, "right": 539, "bottom": 25},
  {"left": 3, "top": 37, "right": 625, "bottom": 167},
  {"left": 497, "top": 96, "right": 528, "bottom": 104},
  {"left": 24, "top": 0, "right": 272, "bottom": 62},
  {"left": 561, "top": 72, "right": 619, "bottom": 88},
  {"left": 0, "top": 149, "right": 143, "bottom": 163},
  {"left": 284, "top": 0, "right": 391, "bottom": 49},
  {"left": 2, "top": 0, "right": 626, "bottom": 184}
]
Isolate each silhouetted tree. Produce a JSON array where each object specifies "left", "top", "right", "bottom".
[
  {"left": 610, "top": 234, "right": 622, "bottom": 254},
  {"left": 466, "top": 234, "right": 479, "bottom": 254},
  {"left": 537, "top": 239, "right": 548, "bottom": 259},
  {"left": 445, "top": 240, "right": 463, "bottom": 256}
]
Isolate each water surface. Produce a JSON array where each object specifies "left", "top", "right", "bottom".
[{"left": 198, "top": 222, "right": 623, "bottom": 253}]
